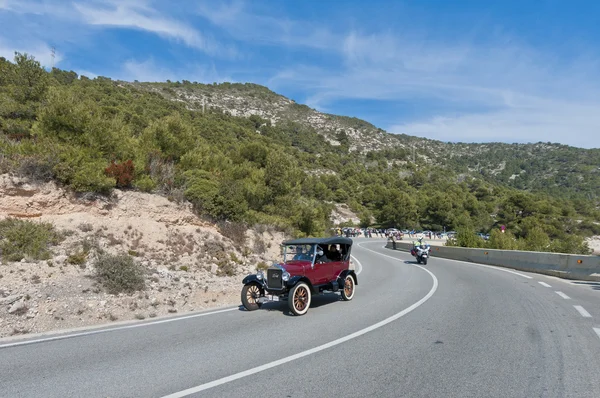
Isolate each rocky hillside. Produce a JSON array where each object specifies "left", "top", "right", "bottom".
[
  {"left": 134, "top": 81, "right": 399, "bottom": 153},
  {"left": 0, "top": 174, "right": 286, "bottom": 338},
  {"left": 135, "top": 81, "right": 600, "bottom": 201}
]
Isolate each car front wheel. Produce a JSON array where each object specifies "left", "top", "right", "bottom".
[
  {"left": 341, "top": 274, "right": 355, "bottom": 301},
  {"left": 288, "top": 282, "right": 311, "bottom": 316},
  {"left": 241, "top": 283, "right": 263, "bottom": 311}
]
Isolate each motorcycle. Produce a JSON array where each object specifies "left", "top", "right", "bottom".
[{"left": 410, "top": 242, "right": 430, "bottom": 265}]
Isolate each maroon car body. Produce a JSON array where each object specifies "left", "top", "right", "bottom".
[{"left": 241, "top": 237, "right": 357, "bottom": 315}]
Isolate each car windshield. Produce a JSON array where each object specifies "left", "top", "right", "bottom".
[{"left": 283, "top": 244, "right": 315, "bottom": 263}]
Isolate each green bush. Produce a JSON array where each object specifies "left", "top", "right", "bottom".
[
  {"left": 447, "top": 228, "right": 483, "bottom": 248},
  {"left": 133, "top": 175, "right": 157, "bottom": 192},
  {"left": 0, "top": 218, "right": 62, "bottom": 261},
  {"left": 488, "top": 229, "right": 519, "bottom": 250},
  {"left": 94, "top": 253, "right": 146, "bottom": 294},
  {"left": 53, "top": 146, "right": 114, "bottom": 193}
]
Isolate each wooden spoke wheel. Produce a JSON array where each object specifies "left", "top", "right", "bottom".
[
  {"left": 288, "top": 282, "right": 311, "bottom": 316},
  {"left": 241, "top": 283, "right": 263, "bottom": 311},
  {"left": 341, "top": 274, "right": 355, "bottom": 301}
]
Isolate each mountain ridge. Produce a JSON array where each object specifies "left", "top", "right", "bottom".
[{"left": 131, "top": 80, "right": 600, "bottom": 201}]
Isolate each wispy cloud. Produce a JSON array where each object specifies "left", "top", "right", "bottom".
[
  {"left": 196, "top": 1, "right": 338, "bottom": 50},
  {"left": 74, "top": 1, "right": 229, "bottom": 56},
  {"left": 391, "top": 100, "right": 600, "bottom": 147},
  {"left": 267, "top": 29, "right": 600, "bottom": 147}
]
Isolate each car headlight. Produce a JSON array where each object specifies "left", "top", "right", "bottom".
[
  {"left": 282, "top": 271, "right": 290, "bottom": 282},
  {"left": 257, "top": 271, "right": 264, "bottom": 280}
]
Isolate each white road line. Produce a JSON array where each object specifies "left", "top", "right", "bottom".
[
  {"left": 594, "top": 328, "right": 600, "bottom": 340},
  {"left": 161, "top": 248, "right": 439, "bottom": 398},
  {"left": 376, "top": 242, "right": 532, "bottom": 279},
  {"left": 350, "top": 255, "right": 363, "bottom": 275},
  {"left": 555, "top": 291, "right": 570, "bottom": 299},
  {"left": 0, "top": 307, "right": 238, "bottom": 349},
  {"left": 538, "top": 282, "right": 552, "bottom": 288},
  {"left": 574, "top": 305, "right": 592, "bottom": 318}
]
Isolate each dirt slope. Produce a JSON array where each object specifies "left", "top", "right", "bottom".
[{"left": 0, "top": 175, "right": 285, "bottom": 338}]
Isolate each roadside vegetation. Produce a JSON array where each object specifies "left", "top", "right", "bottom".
[
  {"left": 1, "top": 53, "right": 598, "bottom": 255},
  {"left": 0, "top": 218, "right": 63, "bottom": 261}
]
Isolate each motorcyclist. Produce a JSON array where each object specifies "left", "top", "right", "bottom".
[{"left": 411, "top": 237, "right": 429, "bottom": 255}]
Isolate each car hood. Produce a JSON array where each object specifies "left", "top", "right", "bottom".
[{"left": 280, "top": 261, "right": 309, "bottom": 276}]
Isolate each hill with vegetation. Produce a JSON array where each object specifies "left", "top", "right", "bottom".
[
  {"left": 135, "top": 80, "right": 600, "bottom": 202},
  {"left": 1, "top": 53, "right": 599, "bottom": 256}
]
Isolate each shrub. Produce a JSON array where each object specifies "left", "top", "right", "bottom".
[
  {"left": 53, "top": 146, "right": 115, "bottom": 194},
  {"left": 549, "top": 235, "right": 592, "bottom": 255},
  {"left": 217, "top": 260, "right": 236, "bottom": 276},
  {"left": 229, "top": 252, "right": 241, "bottom": 264},
  {"left": 133, "top": 174, "right": 156, "bottom": 192},
  {"left": 0, "top": 218, "right": 62, "bottom": 261},
  {"left": 446, "top": 228, "right": 483, "bottom": 248},
  {"left": 253, "top": 234, "right": 266, "bottom": 254},
  {"left": 218, "top": 221, "right": 247, "bottom": 247},
  {"left": 16, "top": 155, "right": 56, "bottom": 182},
  {"left": 488, "top": 229, "right": 519, "bottom": 250},
  {"left": 105, "top": 160, "right": 135, "bottom": 188},
  {"left": 78, "top": 222, "right": 93, "bottom": 232},
  {"left": 67, "top": 250, "right": 88, "bottom": 266},
  {"left": 94, "top": 253, "right": 146, "bottom": 294},
  {"left": 256, "top": 261, "right": 269, "bottom": 271},
  {"left": 179, "top": 265, "right": 188, "bottom": 271}
]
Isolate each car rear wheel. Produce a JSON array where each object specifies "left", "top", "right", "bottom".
[
  {"left": 341, "top": 274, "right": 355, "bottom": 301},
  {"left": 241, "top": 283, "right": 263, "bottom": 311},
  {"left": 288, "top": 282, "right": 311, "bottom": 316}
]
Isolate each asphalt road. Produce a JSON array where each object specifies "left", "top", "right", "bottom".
[{"left": 1, "top": 238, "right": 599, "bottom": 398}]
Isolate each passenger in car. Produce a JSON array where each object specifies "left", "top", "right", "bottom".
[
  {"left": 329, "top": 244, "right": 343, "bottom": 261},
  {"left": 315, "top": 246, "right": 331, "bottom": 263}
]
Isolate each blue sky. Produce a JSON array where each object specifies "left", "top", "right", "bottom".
[{"left": 1, "top": 0, "right": 600, "bottom": 148}]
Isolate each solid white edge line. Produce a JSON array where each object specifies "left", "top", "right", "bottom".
[
  {"left": 555, "top": 291, "right": 571, "bottom": 299},
  {"left": 0, "top": 307, "right": 238, "bottom": 349},
  {"left": 574, "top": 305, "right": 592, "bottom": 318},
  {"left": 350, "top": 255, "right": 363, "bottom": 275},
  {"left": 538, "top": 282, "right": 552, "bottom": 288},
  {"left": 160, "top": 244, "right": 438, "bottom": 398},
  {"left": 379, "top": 243, "right": 532, "bottom": 279},
  {"left": 594, "top": 328, "right": 600, "bottom": 340}
]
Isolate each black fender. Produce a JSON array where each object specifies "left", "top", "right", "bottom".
[
  {"left": 242, "top": 274, "right": 264, "bottom": 287},
  {"left": 286, "top": 275, "right": 315, "bottom": 294},
  {"left": 337, "top": 270, "right": 358, "bottom": 286}
]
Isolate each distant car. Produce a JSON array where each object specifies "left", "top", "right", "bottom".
[{"left": 241, "top": 237, "right": 357, "bottom": 316}]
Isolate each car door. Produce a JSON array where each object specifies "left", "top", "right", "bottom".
[{"left": 311, "top": 260, "right": 332, "bottom": 285}]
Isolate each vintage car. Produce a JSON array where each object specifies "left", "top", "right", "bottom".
[{"left": 241, "top": 237, "right": 357, "bottom": 316}]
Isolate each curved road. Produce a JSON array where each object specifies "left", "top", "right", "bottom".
[{"left": 1, "top": 238, "right": 600, "bottom": 397}]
